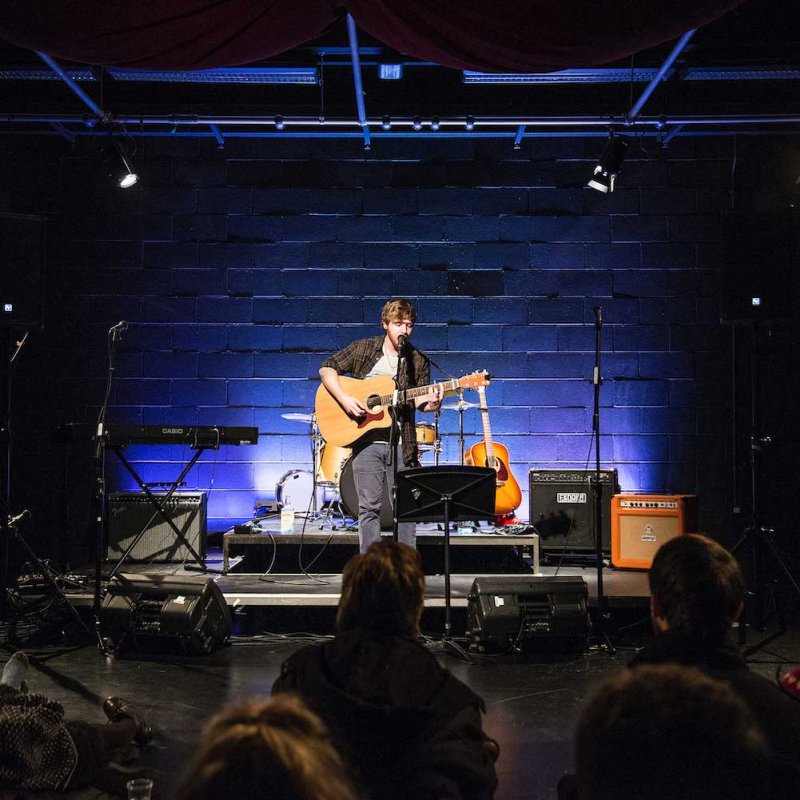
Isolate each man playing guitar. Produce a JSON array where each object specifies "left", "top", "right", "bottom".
[{"left": 318, "top": 299, "right": 443, "bottom": 552}]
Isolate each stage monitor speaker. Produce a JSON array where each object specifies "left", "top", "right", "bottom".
[
  {"left": 0, "top": 212, "right": 46, "bottom": 329},
  {"left": 100, "top": 573, "right": 232, "bottom": 655},
  {"left": 528, "top": 469, "right": 618, "bottom": 553},
  {"left": 106, "top": 492, "right": 207, "bottom": 562},
  {"left": 467, "top": 576, "right": 589, "bottom": 654},
  {"left": 722, "top": 211, "right": 796, "bottom": 323},
  {"left": 611, "top": 494, "right": 697, "bottom": 569}
]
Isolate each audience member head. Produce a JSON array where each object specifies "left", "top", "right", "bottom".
[
  {"left": 381, "top": 298, "right": 417, "bottom": 325},
  {"left": 575, "top": 664, "right": 768, "bottom": 800},
  {"left": 336, "top": 541, "right": 425, "bottom": 637},
  {"left": 648, "top": 533, "right": 744, "bottom": 642},
  {"left": 173, "top": 694, "right": 357, "bottom": 800}
]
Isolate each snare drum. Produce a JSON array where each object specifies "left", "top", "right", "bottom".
[
  {"left": 415, "top": 422, "right": 436, "bottom": 452},
  {"left": 276, "top": 470, "right": 324, "bottom": 514},
  {"left": 317, "top": 444, "right": 351, "bottom": 484}
]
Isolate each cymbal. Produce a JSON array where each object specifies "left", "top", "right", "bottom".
[
  {"left": 281, "top": 412, "right": 315, "bottom": 423},
  {"left": 441, "top": 400, "right": 479, "bottom": 411}
]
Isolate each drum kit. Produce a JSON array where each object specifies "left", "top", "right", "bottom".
[{"left": 278, "top": 395, "right": 478, "bottom": 528}]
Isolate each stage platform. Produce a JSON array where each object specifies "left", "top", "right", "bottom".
[{"left": 66, "top": 550, "right": 650, "bottom": 610}]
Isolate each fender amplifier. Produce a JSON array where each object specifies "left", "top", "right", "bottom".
[
  {"left": 611, "top": 494, "right": 697, "bottom": 569},
  {"left": 528, "top": 469, "right": 618, "bottom": 552},
  {"left": 106, "top": 492, "right": 207, "bottom": 562}
]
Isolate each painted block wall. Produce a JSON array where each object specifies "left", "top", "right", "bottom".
[{"left": 2, "top": 134, "right": 797, "bottom": 561}]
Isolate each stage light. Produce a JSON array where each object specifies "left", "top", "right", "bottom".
[
  {"left": 111, "top": 139, "right": 138, "bottom": 188},
  {"left": 381, "top": 115, "right": 392, "bottom": 130},
  {"left": 274, "top": 115, "right": 285, "bottom": 131},
  {"left": 430, "top": 117, "right": 440, "bottom": 131},
  {"left": 412, "top": 116, "right": 423, "bottom": 131},
  {"left": 587, "top": 135, "right": 630, "bottom": 193},
  {"left": 465, "top": 114, "right": 475, "bottom": 131}
]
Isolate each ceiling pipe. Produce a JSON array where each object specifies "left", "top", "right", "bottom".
[
  {"left": 626, "top": 28, "right": 695, "bottom": 122},
  {"left": 209, "top": 123, "right": 225, "bottom": 148},
  {"left": 2, "top": 112, "right": 799, "bottom": 133},
  {"left": 35, "top": 51, "right": 105, "bottom": 118},
  {"left": 345, "top": 14, "right": 371, "bottom": 151}
]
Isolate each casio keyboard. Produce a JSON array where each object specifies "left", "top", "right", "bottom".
[
  {"left": 101, "top": 424, "right": 258, "bottom": 576},
  {"left": 104, "top": 424, "right": 258, "bottom": 448}
]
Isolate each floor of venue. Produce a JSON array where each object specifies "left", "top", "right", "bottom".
[{"left": 3, "top": 533, "right": 799, "bottom": 800}]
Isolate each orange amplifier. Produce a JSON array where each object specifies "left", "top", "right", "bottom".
[{"left": 611, "top": 494, "right": 697, "bottom": 569}]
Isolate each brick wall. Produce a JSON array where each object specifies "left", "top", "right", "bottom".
[{"left": 2, "top": 134, "right": 798, "bottom": 562}]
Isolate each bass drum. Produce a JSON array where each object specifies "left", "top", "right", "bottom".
[
  {"left": 276, "top": 469, "right": 324, "bottom": 514},
  {"left": 339, "top": 456, "right": 395, "bottom": 530}
]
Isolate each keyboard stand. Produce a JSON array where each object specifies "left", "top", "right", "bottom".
[{"left": 105, "top": 444, "right": 210, "bottom": 582}]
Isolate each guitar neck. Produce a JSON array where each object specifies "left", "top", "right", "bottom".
[
  {"left": 477, "top": 387, "right": 495, "bottom": 463},
  {"left": 378, "top": 377, "right": 464, "bottom": 405}
]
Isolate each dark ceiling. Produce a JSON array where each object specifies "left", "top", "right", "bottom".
[{"left": 0, "top": 0, "right": 799, "bottom": 144}]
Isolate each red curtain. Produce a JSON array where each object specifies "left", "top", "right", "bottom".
[{"left": 0, "top": 0, "right": 746, "bottom": 71}]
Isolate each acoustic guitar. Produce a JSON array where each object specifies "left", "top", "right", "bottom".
[
  {"left": 464, "top": 385, "right": 522, "bottom": 517},
  {"left": 316, "top": 371, "right": 490, "bottom": 448}
]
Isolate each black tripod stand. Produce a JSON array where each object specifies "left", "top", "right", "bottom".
[
  {"left": 396, "top": 465, "right": 496, "bottom": 662},
  {"left": 730, "top": 322, "right": 800, "bottom": 653},
  {"left": 1, "top": 328, "right": 88, "bottom": 638}
]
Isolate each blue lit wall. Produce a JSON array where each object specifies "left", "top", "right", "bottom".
[{"left": 4, "top": 134, "right": 796, "bottom": 557}]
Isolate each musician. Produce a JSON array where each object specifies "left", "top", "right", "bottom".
[{"left": 319, "top": 299, "right": 442, "bottom": 552}]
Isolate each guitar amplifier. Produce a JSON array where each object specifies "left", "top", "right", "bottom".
[
  {"left": 106, "top": 492, "right": 207, "bottom": 562},
  {"left": 528, "top": 469, "right": 618, "bottom": 552},
  {"left": 611, "top": 494, "right": 697, "bottom": 569}
]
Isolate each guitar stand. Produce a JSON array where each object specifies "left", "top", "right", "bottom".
[{"left": 396, "top": 466, "right": 496, "bottom": 663}]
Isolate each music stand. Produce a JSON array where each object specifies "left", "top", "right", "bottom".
[{"left": 396, "top": 466, "right": 496, "bottom": 661}]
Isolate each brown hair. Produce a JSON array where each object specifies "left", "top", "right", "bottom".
[
  {"left": 380, "top": 299, "right": 417, "bottom": 325},
  {"left": 576, "top": 664, "right": 767, "bottom": 800},
  {"left": 173, "top": 694, "right": 358, "bottom": 800},
  {"left": 648, "top": 533, "right": 745, "bottom": 642},
  {"left": 336, "top": 541, "right": 425, "bottom": 637}
]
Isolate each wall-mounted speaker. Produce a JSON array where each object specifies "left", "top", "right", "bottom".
[
  {"left": 100, "top": 573, "right": 232, "bottom": 655},
  {"left": 467, "top": 576, "right": 589, "bottom": 654},
  {"left": 611, "top": 494, "right": 697, "bottom": 569},
  {"left": 528, "top": 469, "right": 618, "bottom": 552},
  {"left": 722, "top": 211, "right": 797, "bottom": 323},
  {"left": 106, "top": 492, "right": 207, "bottom": 562},
  {"left": 0, "top": 212, "right": 45, "bottom": 329}
]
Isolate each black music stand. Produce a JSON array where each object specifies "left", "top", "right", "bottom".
[{"left": 396, "top": 466, "right": 496, "bottom": 662}]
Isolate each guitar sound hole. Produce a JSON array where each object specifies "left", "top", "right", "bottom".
[{"left": 365, "top": 394, "right": 382, "bottom": 413}]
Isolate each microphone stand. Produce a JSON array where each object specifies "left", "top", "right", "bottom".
[
  {"left": 91, "top": 322, "right": 125, "bottom": 650},
  {"left": 591, "top": 306, "right": 614, "bottom": 653},
  {"left": 389, "top": 336, "right": 407, "bottom": 543}
]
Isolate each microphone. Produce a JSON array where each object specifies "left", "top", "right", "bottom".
[
  {"left": 397, "top": 334, "right": 409, "bottom": 353},
  {"left": 7, "top": 509, "right": 31, "bottom": 527},
  {"left": 593, "top": 306, "right": 603, "bottom": 327},
  {"left": 109, "top": 320, "right": 128, "bottom": 334}
]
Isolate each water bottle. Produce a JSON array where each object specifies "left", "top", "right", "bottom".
[{"left": 280, "top": 501, "right": 295, "bottom": 534}]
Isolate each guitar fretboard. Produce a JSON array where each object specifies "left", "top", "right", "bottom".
[{"left": 377, "top": 377, "right": 469, "bottom": 405}]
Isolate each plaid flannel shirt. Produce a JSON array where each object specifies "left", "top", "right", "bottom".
[{"left": 320, "top": 335, "right": 431, "bottom": 467}]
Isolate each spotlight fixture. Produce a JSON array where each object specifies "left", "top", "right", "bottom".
[
  {"left": 274, "top": 115, "right": 285, "bottom": 131},
  {"left": 381, "top": 115, "right": 392, "bottom": 131},
  {"left": 377, "top": 49, "right": 404, "bottom": 81},
  {"left": 587, "top": 135, "right": 630, "bottom": 193},
  {"left": 112, "top": 139, "right": 138, "bottom": 189},
  {"left": 430, "top": 117, "right": 440, "bottom": 131},
  {"left": 412, "top": 116, "right": 423, "bottom": 131},
  {"left": 465, "top": 114, "right": 475, "bottom": 131}
]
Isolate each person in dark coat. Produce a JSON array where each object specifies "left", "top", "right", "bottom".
[
  {"left": 630, "top": 534, "right": 800, "bottom": 797},
  {"left": 272, "top": 541, "right": 498, "bottom": 800}
]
